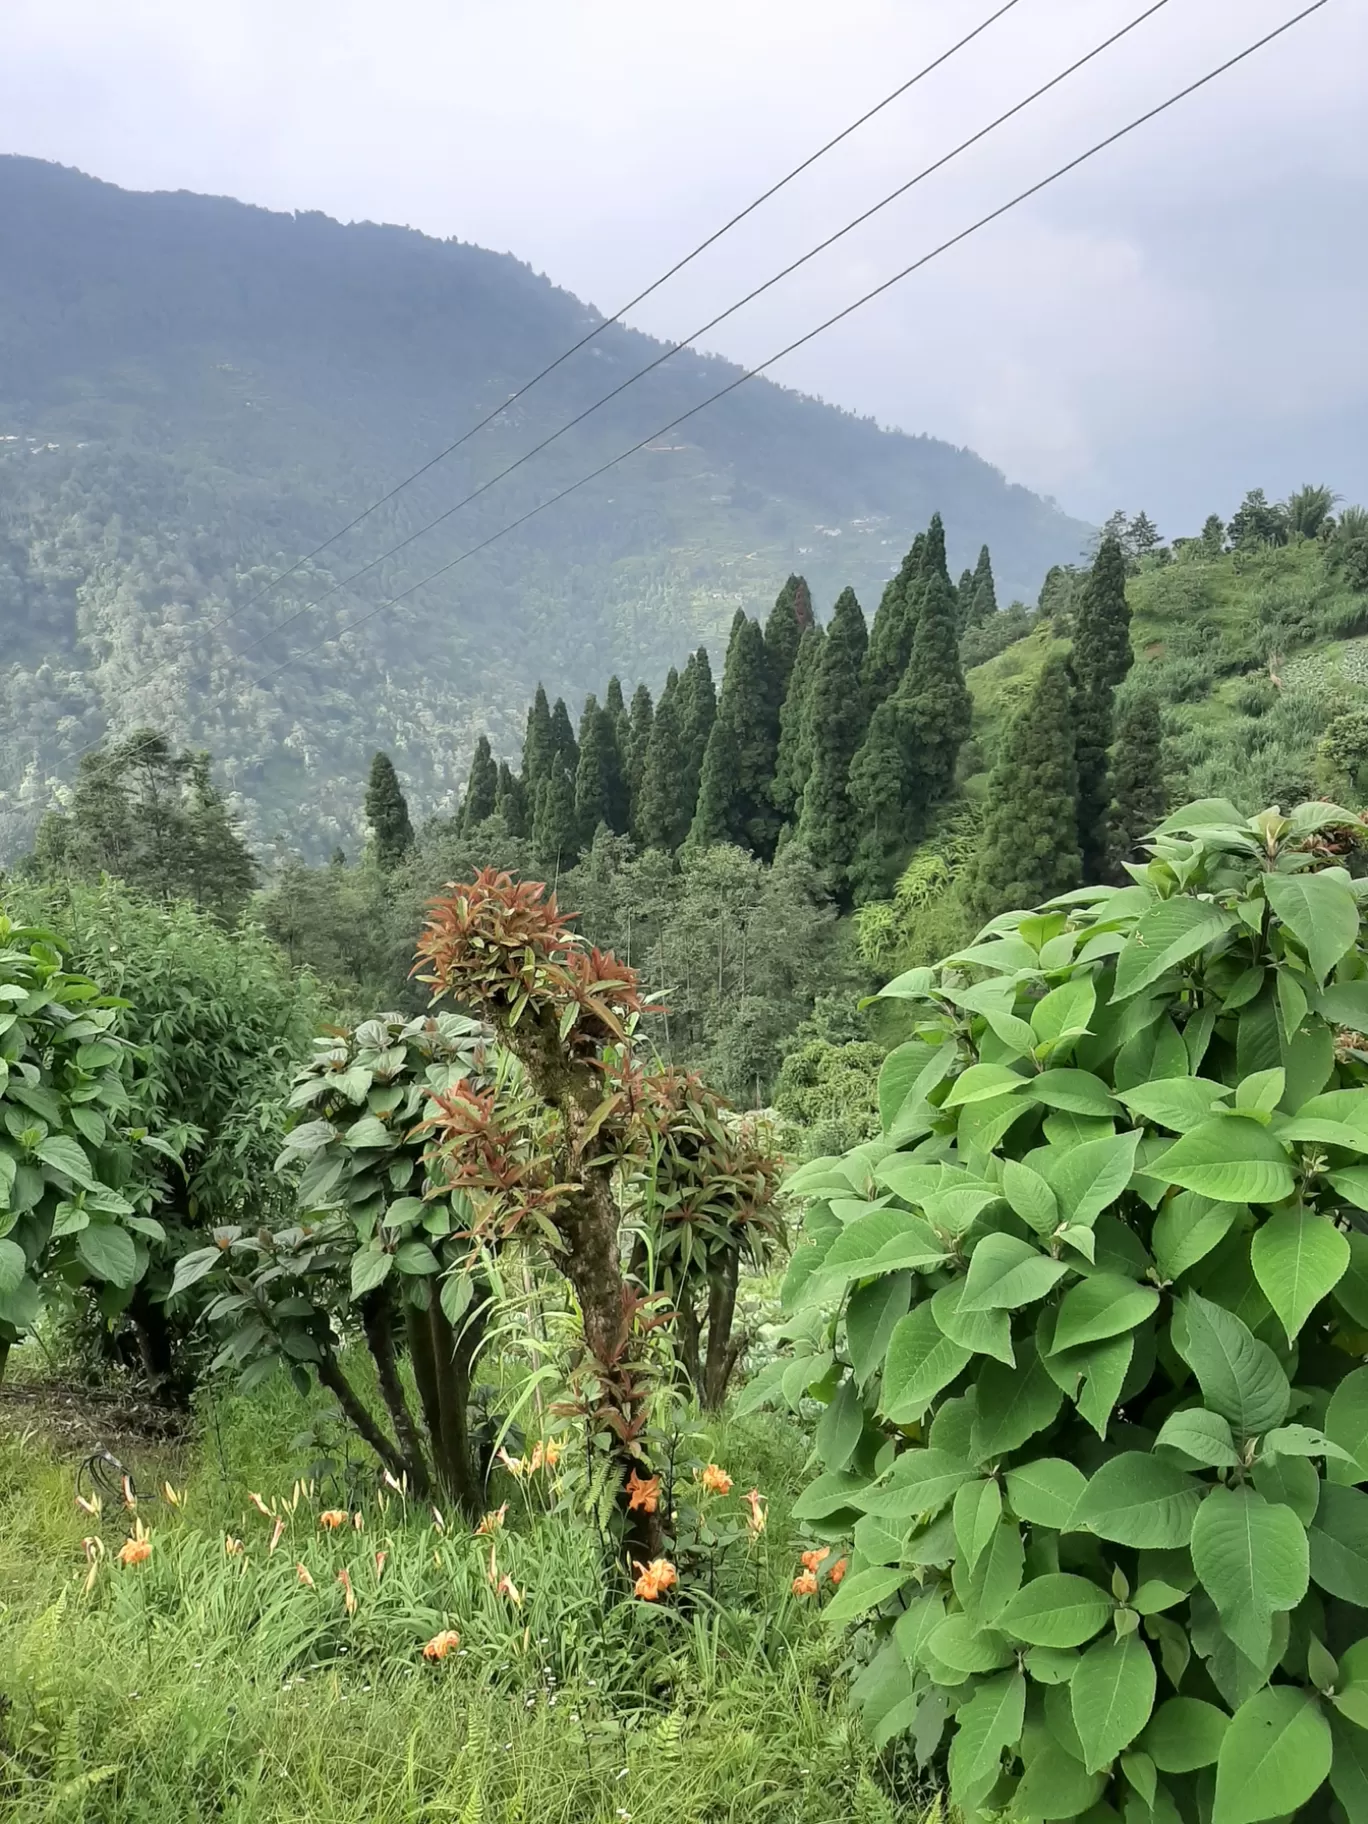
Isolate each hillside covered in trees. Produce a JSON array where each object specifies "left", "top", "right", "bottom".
[{"left": 0, "top": 155, "right": 1091, "bottom": 859}]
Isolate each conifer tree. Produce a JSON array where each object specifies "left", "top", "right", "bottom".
[
  {"left": 522, "top": 685, "right": 554, "bottom": 795},
  {"left": 459, "top": 735, "right": 498, "bottom": 831},
  {"left": 923, "top": 512, "right": 951, "bottom": 588},
  {"left": 772, "top": 622, "right": 824, "bottom": 823},
  {"left": 549, "top": 697, "right": 579, "bottom": 775},
  {"left": 1072, "top": 534, "right": 1134, "bottom": 882},
  {"left": 494, "top": 761, "right": 527, "bottom": 836},
  {"left": 689, "top": 615, "right": 780, "bottom": 857},
  {"left": 575, "top": 698, "right": 628, "bottom": 841},
  {"left": 796, "top": 587, "right": 868, "bottom": 887},
  {"left": 624, "top": 682, "right": 654, "bottom": 822},
  {"left": 184, "top": 753, "right": 258, "bottom": 920},
  {"left": 678, "top": 647, "right": 717, "bottom": 816},
  {"left": 967, "top": 545, "right": 997, "bottom": 629},
  {"left": 848, "top": 573, "right": 970, "bottom": 898},
  {"left": 532, "top": 764, "right": 578, "bottom": 868},
  {"left": 763, "top": 573, "right": 815, "bottom": 707},
  {"left": 1109, "top": 691, "right": 1167, "bottom": 872},
  {"left": 902, "top": 573, "right": 972, "bottom": 806},
  {"left": 864, "top": 532, "right": 926, "bottom": 708},
  {"left": 364, "top": 751, "right": 415, "bottom": 871},
  {"left": 605, "top": 676, "right": 626, "bottom": 719},
  {"left": 635, "top": 670, "right": 691, "bottom": 852},
  {"left": 957, "top": 568, "right": 976, "bottom": 629},
  {"left": 970, "top": 655, "right": 1080, "bottom": 920}
]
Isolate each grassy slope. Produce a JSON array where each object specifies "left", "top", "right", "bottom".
[
  {"left": 0, "top": 1349, "right": 917, "bottom": 1824},
  {"left": 962, "top": 539, "right": 1368, "bottom": 814}
]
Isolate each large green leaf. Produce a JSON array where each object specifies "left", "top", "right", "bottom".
[
  {"left": 1155, "top": 1407, "right": 1240, "bottom": 1469},
  {"left": 1326, "top": 1367, "right": 1368, "bottom": 1482},
  {"left": 948, "top": 1670, "right": 1026, "bottom": 1812},
  {"left": 1264, "top": 870, "right": 1360, "bottom": 985},
  {"left": 1004, "top": 1457, "right": 1087, "bottom": 1530},
  {"left": 1148, "top": 1119, "right": 1295, "bottom": 1205},
  {"left": 1174, "top": 1292, "right": 1290, "bottom": 1438},
  {"left": 1309, "top": 1483, "right": 1368, "bottom": 1605},
  {"left": 1212, "top": 1686, "right": 1332, "bottom": 1824},
  {"left": 858, "top": 1448, "right": 976, "bottom": 1521},
  {"left": 1072, "top": 1452, "right": 1203, "bottom": 1548},
  {"left": 1151, "top": 1191, "right": 1240, "bottom": 1283},
  {"left": 0, "top": 1237, "right": 26, "bottom": 1296},
  {"left": 953, "top": 1478, "right": 1002, "bottom": 1571},
  {"left": 1331, "top": 1711, "right": 1368, "bottom": 1824},
  {"left": 1001, "top": 1157, "right": 1059, "bottom": 1235},
  {"left": 1031, "top": 978, "right": 1096, "bottom": 1052},
  {"left": 1014, "top": 1735, "right": 1105, "bottom": 1819},
  {"left": 1071, "top": 1631, "right": 1157, "bottom": 1772},
  {"left": 1114, "top": 898, "right": 1236, "bottom": 1003},
  {"left": 960, "top": 1233, "right": 1068, "bottom": 1313},
  {"left": 75, "top": 1221, "right": 137, "bottom": 1288},
  {"left": 816, "top": 1207, "right": 947, "bottom": 1284},
  {"left": 34, "top": 1132, "right": 98, "bottom": 1190},
  {"left": 1143, "top": 1696, "right": 1230, "bottom": 1773},
  {"left": 845, "top": 1272, "right": 911, "bottom": 1386},
  {"left": 1050, "top": 1271, "right": 1159, "bottom": 1354},
  {"left": 1190, "top": 1485, "right": 1309, "bottom": 1665},
  {"left": 1024, "top": 1069, "right": 1118, "bottom": 1118},
  {"left": 944, "top": 1061, "right": 1028, "bottom": 1107},
  {"left": 815, "top": 1376, "right": 864, "bottom": 1473},
  {"left": 821, "top": 1564, "right": 913, "bottom": 1624},
  {"left": 349, "top": 1247, "right": 394, "bottom": 1299},
  {"left": 1042, "top": 1129, "right": 1142, "bottom": 1227},
  {"left": 931, "top": 1279, "right": 1014, "bottom": 1366},
  {"left": 882, "top": 1303, "right": 972, "bottom": 1421},
  {"left": 1118, "top": 1076, "right": 1232, "bottom": 1133},
  {"left": 998, "top": 1573, "right": 1114, "bottom": 1647},
  {"left": 969, "top": 1346, "right": 1063, "bottom": 1460},
  {"left": 1250, "top": 1207, "right": 1349, "bottom": 1343},
  {"left": 925, "top": 1613, "right": 1013, "bottom": 1678}
]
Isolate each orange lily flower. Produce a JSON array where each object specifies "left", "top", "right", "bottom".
[
  {"left": 633, "top": 1557, "right": 678, "bottom": 1601},
  {"left": 791, "top": 1570, "right": 818, "bottom": 1597},
  {"left": 269, "top": 1517, "right": 286, "bottom": 1556},
  {"left": 117, "top": 1522, "right": 152, "bottom": 1569},
  {"left": 296, "top": 1563, "right": 315, "bottom": 1588},
  {"left": 699, "top": 1463, "right": 732, "bottom": 1496},
  {"left": 744, "top": 1487, "right": 767, "bottom": 1535},
  {"left": 800, "top": 1547, "right": 830, "bottom": 1573},
  {"left": 475, "top": 1503, "right": 508, "bottom": 1537},
  {"left": 337, "top": 1567, "right": 357, "bottom": 1616},
  {"left": 625, "top": 1470, "right": 660, "bottom": 1514},
  {"left": 829, "top": 1557, "right": 849, "bottom": 1586},
  {"left": 374, "top": 1551, "right": 388, "bottom": 1583},
  {"left": 319, "top": 1509, "right": 347, "bottom": 1531},
  {"left": 423, "top": 1629, "right": 461, "bottom": 1661}
]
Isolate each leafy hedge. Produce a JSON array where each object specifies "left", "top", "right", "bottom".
[{"left": 754, "top": 799, "right": 1368, "bottom": 1822}]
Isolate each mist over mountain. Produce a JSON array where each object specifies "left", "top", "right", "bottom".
[{"left": 0, "top": 155, "right": 1090, "bottom": 855}]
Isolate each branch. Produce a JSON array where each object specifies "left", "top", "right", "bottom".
[{"left": 317, "top": 1351, "right": 406, "bottom": 1479}]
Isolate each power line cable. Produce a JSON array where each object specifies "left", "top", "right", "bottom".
[
  {"left": 85, "top": 0, "right": 1168, "bottom": 739},
  {"left": 175, "top": 0, "right": 1027, "bottom": 647},
  {"left": 235, "top": 0, "right": 1326, "bottom": 702}
]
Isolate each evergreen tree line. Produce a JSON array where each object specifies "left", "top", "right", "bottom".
[
  {"left": 451, "top": 520, "right": 1001, "bottom": 903},
  {"left": 971, "top": 533, "right": 1167, "bottom": 919}
]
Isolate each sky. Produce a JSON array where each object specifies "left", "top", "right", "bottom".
[{"left": 1, "top": 0, "right": 1364, "bottom": 532}]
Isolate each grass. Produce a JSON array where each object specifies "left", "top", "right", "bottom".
[{"left": 0, "top": 1354, "right": 918, "bottom": 1823}]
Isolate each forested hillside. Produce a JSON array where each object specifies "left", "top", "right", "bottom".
[{"left": 0, "top": 155, "right": 1090, "bottom": 858}]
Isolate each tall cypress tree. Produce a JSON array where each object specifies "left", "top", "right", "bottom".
[
  {"left": 1072, "top": 535, "right": 1134, "bottom": 882},
  {"left": 970, "top": 655, "right": 1080, "bottom": 921},
  {"left": 763, "top": 573, "right": 815, "bottom": 708},
  {"left": 522, "top": 685, "right": 554, "bottom": 796},
  {"left": 364, "top": 751, "right": 414, "bottom": 870},
  {"left": 689, "top": 615, "right": 780, "bottom": 857},
  {"left": 848, "top": 573, "right": 970, "bottom": 898},
  {"left": 772, "top": 621, "right": 824, "bottom": 824},
  {"left": 605, "top": 676, "right": 626, "bottom": 719},
  {"left": 459, "top": 735, "right": 498, "bottom": 831},
  {"left": 864, "top": 532, "right": 926, "bottom": 708},
  {"left": 923, "top": 511, "right": 951, "bottom": 587},
  {"left": 678, "top": 647, "right": 717, "bottom": 816},
  {"left": 624, "top": 683, "right": 654, "bottom": 826},
  {"left": 1109, "top": 691, "right": 1167, "bottom": 872},
  {"left": 575, "top": 698, "right": 628, "bottom": 841},
  {"left": 956, "top": 567, "right": 976, "bottom": 631},
  {"left": 796, "top": 587, "right": 868, "bottom": 888},
  {"left": 494, "top": 761, "right": 527, "bottom": 836},
  {"left": 970, "top": 544, "right": 998, "bottom": 626},
  {"left": 549, "top": 697, "right": 579, "bottom": 775},
  {"left": 636, "top": 669, "right": 691, "bottom": 852},
  {"left": 532, "top": 765, "right": 578, "bottom": 868},
  {"left": 903, "top": 573, "right": 972, "bottom": 806}
]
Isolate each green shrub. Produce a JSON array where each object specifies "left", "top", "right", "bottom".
[{"left": 756, "top": 798, "right": 1368, "bottom": 1821}]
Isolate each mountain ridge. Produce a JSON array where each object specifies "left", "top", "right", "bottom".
[{"left": 0, "top": 154, "right": 1092, "bottom": 856}]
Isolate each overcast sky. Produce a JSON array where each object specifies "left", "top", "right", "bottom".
[{"left": 2, "top": 0, "right": 1363, "bottom": 531}]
